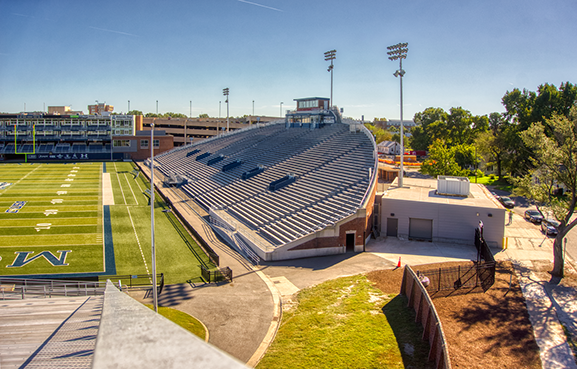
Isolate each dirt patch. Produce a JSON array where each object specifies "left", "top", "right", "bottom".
[{"left": 368, "top": 261, "right": 542, "bottom": 369}]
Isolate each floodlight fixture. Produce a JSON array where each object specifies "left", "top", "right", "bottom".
[
  {"left": 223, "top": 88, "right": 230, "bottom": 132},
  {"left": 324, "top": 49, "right": 337, "bottom": 108},
  {"left": 388, "top": 42, "right": 409, "bottom": 188}
]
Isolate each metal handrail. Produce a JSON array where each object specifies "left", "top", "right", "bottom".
[{"left": 0, "top": 277, "right": 107, "bottom": 300}]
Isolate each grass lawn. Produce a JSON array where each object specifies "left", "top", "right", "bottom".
[
  {"left": 257, "top": 274, "right": 432, "bottom": 369},
  {"left": 144, "top": 304, "right": 207, "bottom": 340},
  {"left": 469, "top": 175, "right": 513, "bottom": 191}
]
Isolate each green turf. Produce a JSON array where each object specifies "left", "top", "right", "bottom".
[
  {"left": 0, "top": 161, "right": 214, "bottom": 284},
  {"left": 108, "top": 162, "right": 215, "bottom": 284}
]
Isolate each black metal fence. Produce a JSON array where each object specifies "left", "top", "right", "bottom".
[
  {"left": 417, "top": 228, "right": 496, "bottom": 296},
  {"left": 200, "top": 265, "right": 233, "bottom": 283}
]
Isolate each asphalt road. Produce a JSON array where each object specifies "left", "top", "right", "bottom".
[{"left": 489, "top": 186, "right": 577, "bottom": 268}]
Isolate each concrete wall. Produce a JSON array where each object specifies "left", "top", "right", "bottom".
[
  {"left": 92, "top": 281, "right": 246, "bottom": 369},
  {"left": 382, "top": 198, "right": 505, "bottom": 247}
]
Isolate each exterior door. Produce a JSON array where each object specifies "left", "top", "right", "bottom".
[
  {"left": 346, "top": 233, "right": 355, "bottom": 252},
  {"left": 409, "top": 218, "right": 433, "bottom": 241},
  {"left": 386, "top": 218, "right": 398, "bottom": 237}
]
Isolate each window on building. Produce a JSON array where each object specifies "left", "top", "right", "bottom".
[
  {"left": 140, "top": 139, "right": 149, "bottom": 149},
  {"left": 113, "top": 140, "right": 130, "bottom": 147},
  {"left": 153, "top": 139, "right": 159, "bottom": 148}
]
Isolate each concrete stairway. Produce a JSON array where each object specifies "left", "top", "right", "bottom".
[{"left": 0, "top": 295, "right": 103, "bottom": 369}]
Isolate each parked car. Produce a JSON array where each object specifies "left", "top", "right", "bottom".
[
  {"left": 524, "top": 209, "right": 544, "bottom": 224},
  {"left": 541, "top": 219, "right": 560, "bottom": 236},
  {"left": 490, "top": 191, "right": 499, "bottom": 199},
  {"left": 499, "top": 196, "right": 515, "bottom": 208}
]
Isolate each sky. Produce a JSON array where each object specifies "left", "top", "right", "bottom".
[{"left": 1, "top": 0, "right": 576, "bottom": 121}]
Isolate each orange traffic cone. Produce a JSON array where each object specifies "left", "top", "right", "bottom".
[{"left": 397, "top": 257, "right": 402, "bottom": 268}]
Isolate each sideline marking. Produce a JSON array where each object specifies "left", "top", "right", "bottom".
[
  {"left": 126, "top": 206, "right": 151, "bottom": 282},
  {"left": 124, "top": 173, "right": 139, "bottom": 205}
]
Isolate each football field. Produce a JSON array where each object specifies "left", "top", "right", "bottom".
[
  {"left": 0, "top": 163, "right": 105, "bottom": 276},
  {"left": 0, "top": 161, "right": 215, "bottom": 284}
]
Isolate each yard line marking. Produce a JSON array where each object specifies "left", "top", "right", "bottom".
[
  {"left": 0, "top": 164, "right": 42, "bottom": 196},
  {"left": 124, "top": 173, "right": 139, "bottom": 205},
  {"left": 115, "top": 171, "right": 127, "bottom": 205},
  {"left": 126, "top": 206, "right": 152, "bottom": 282}
]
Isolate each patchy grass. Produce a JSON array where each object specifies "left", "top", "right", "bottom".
[
  {"left": 145, "top": 304, "right": 207, "bottom": 340},
  {"left": 257, "top": 274, "right": 432, "bottom": 369}
]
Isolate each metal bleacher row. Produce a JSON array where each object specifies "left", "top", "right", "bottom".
[{"left": 153, "top": 122, "right": 376, "bottom": 248}]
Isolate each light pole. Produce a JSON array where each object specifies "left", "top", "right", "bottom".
[
  {"left": 128, "top": 100, "right": 130, "bottom": 113},
  {"left": 387, "top": 42, "right": 408, "bottom": 188},
  {"left": 150, "top": 122, "right": 158, "bottom": 313},
  {"left": 252, "top": 100, "right": 254, "bottom": 124},
  {"left": 280, "top": 102, "right": 283, "bottom": 118},
  {"left": 223, "top": 88, "right": 229, "bottom": 132},
  {"left": 218, "top": 101, "right": 221, "bottom": 135},
  {"left": 156, "top": 100, "right": 158, "bottom": 115},
  {"left": 324, "top": 49, "right": 336, "bottom": 108}
]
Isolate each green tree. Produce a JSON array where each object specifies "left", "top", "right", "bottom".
[
  {"left": 513, "top": 106, "right": 577, "bottom": 278},
  {"left": 419, "top": 140, "right": 466, "bottom": 178},
  {"left": 145, "top": 112, "right": 161, "bottom": 117},
  {"left": 127, "top": 110, "right": 143, "bottom": 116},
  {"left": 409, "top": 107, "right": 488, "bottom": 150},
  {"left": 501, "top": 82, "right": 577, "bottom": 175},
  {"left": 475, "top": 112, "right": 513, "bottom": 180},
  {"left": 164, "top": 112, "right": 188, "bottom": 119},
  {"left": 364, "top": 123, "right": 393, "bottom": 144},
  {"left": 199, "top": 113, "right": 209, "bottom": 118}
]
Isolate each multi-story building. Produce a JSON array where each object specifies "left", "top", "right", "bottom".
[
  {"left": 88, "top": 103, "right": 114, "bottom": 115},
  {"left": 0, "top": 113, "right": 137, "bottom": 161},
  {"left": 141, "top": 116, "right": 280, "bottom": 146},
  {"left": 48, "top": 106, "right": 84, "bottom": 115}
]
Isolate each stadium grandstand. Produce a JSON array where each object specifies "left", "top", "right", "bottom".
[{"left": 149, "top": 98, "right": 378, "bottom": 262}]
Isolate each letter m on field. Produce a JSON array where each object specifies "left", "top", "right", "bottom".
[{"left": 7, "top": 250, "right": 72, "bottom": 268}]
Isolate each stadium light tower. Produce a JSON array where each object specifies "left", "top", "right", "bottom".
[
  {"left": 150, "top": 122, "right": 158, "bottom": 313},
  {"left": 387, "top": 42, "right": 408, "bottom": 188},
  {"left": 324, "top": 49, "right": 336, "bottom": 108},
  {"left": 223, "top": 88, "right": 229, "bottom": 132},
  {"left": 280, "top": 102, "right": 283, "bottom": 118}
]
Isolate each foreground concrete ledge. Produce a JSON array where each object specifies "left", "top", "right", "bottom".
[{"left": 92, "top": 281, "right": 246, "bottom": 369}]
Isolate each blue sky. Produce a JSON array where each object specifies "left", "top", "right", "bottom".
[{"left": 1, "top": 0, "right": 576, "bottom": 121}]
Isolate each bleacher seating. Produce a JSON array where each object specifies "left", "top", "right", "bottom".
[{"left": 154, "top": 122, "right": 377, "bottom": 250}]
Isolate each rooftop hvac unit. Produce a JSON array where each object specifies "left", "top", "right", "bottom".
[{"left": 437, "top": 176, "right": 470, "bottom": 197}]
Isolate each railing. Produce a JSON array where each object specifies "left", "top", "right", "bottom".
[
  {"left": 100, "top": 273, "right": 164, "bottom": 294},
  {"left": 0, "top": 277, "right": 106, "bottom": 300},
  {"left": 400, "top": 266, "right": 452, "bottom": 369}
]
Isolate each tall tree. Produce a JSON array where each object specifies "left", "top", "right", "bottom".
[
  {"left": 420, "top": 140, "right": 467, "bottom": 178},
  {"left": 513, "top": 106, "right": 577, "bottom": 278},
  {"left": 410, "top": 107, "right": 488, "bottom": 151},
  {"left": 501, "top": 82, "right": 577, "bottom": 175},
  {"left": 475, "top": 112, "right": 513, "bottom": 179}
]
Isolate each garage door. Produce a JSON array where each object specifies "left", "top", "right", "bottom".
[{"left": 409, "top": 218, "right": 432, "bottom": 240}]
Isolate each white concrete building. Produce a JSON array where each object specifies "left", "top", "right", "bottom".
[{"left": 381, "top": 176, "right": 505, "bottom": 248}]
